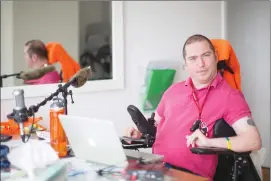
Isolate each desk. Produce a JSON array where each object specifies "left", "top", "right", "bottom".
[
  {"left": 61, "top": 157, "right": 209, "bottom": 181},
  {"left": 1, "top": 136, "right": 209, "bottom": 181},
  {"left": 169, "top": 169, "right": 209, "bottom": 181},
  {"left": 1, "top": 155, "right": 208, "bottom": 181}
]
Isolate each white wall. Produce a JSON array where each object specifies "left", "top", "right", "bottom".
[
  {"left": 1, "top": 1, "right": 223, "bottom": 135},
  {"left": 7, "top": 1, "right": 79, "bottom": 86},
  {"left": 226, "top": 1, "right": 270, "bottom": 167},
  {"left": 1, "top": 1, "right": 14, "bottom": 87}
]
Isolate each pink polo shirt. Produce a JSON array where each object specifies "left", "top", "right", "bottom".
[
  {"left": 24, "top": 71, "right": 60, "bottom": 85},
  {"left": 152, "top": 73, "right": 251, "bottom": 180}
]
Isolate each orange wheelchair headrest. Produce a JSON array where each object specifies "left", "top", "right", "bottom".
[
  {"left": 210, "top": 39, "right": 242, "bottom": 91},
  {"left": 211, "top": 39, "right": 232, "bottom": 61}
]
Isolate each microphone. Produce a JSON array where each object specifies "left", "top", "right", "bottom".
[
  {"left": 69, "top": 66, "right": 91, "bottom": 88},
  {"left": 18, "top": 65, "right": 56, "bottom": 80},
  {"left": 12, "top": 89, "right": 29, "bottom": 142}
]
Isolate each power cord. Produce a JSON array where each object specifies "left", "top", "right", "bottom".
[
  {"left": 96, "top": 162, "right": 125, "bottom": 176},
  {"left": 96, "top": 157, "right": 146, "bottom": 177}
]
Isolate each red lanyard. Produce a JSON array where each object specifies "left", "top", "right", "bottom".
[{"left": 191, "top": 83, "right": 212, "bottom": 120}]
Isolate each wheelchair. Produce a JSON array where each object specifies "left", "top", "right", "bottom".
[{"left": 121, "top": 105, "right": 262, "bottom": 181}]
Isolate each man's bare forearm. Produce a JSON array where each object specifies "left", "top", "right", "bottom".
[
  {"left": 207, "top": 117, "right": 262, "bottom": 152},
  {"left": 207, "top": 135, "right": 261, "bottom": 152}
]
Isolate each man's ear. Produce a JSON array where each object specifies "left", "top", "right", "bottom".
[{"left": 32, "top": 54, "right": 38, "bottom": 62}]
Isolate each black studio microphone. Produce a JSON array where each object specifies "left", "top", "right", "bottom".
[
  {"left": 12, "top": 89, "right": 29, "bottom": 142},
  {"left": 18, "top": 65, "right": 56, "bottom": 81},
  {"left": 69, "top": 66, "right": 91, "bottom": 88}
]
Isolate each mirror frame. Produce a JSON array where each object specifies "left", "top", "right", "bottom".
[{"left": 1, "top": 1, "right": 124, "bottom": 100}]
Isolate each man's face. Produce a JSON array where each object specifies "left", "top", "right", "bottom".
[{"left": 184, "top": 41, "right": 218, "bottom": 84}]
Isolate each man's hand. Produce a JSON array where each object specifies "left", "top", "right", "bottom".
[
  {"left": 186, "top": 129, "right": 210, "bottom": 148},
  {"left": 125, "top": 127, "right": 143, "bottom": 140}
]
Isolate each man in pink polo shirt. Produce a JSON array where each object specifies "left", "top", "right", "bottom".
[
  {"left": 23, "top": 40, "right": 60, "bottom": 85},
  {"left": 125, "top": 34, "right": 262, "bottom": 180}
]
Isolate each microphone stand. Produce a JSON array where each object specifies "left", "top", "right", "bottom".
[
  {"left": 27, "top": 82, "right": 74, "bottom": 117},
  {"left": 7, "top": 80, "right": 75, "bottom": 121},
  {"left": 7, "top": 66, "right": 91, "bottom": 143},
  {"left": 7, "top": 81, "right": 75, "bottom": 143},
  {"left": 0, "top": 72, "right": 21, "bottom": 88}
]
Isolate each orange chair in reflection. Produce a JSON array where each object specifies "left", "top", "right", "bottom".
[{"left": 46, "top": 43, "right": 81, "bottom": 83}]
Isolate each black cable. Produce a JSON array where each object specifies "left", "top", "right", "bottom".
[
  {"left": 96, "top": 164, "right": 116, "bottom": 175},
  {"left": 96, "top": 157, "right": 149, "bottom": 177},
  {"left": 96, "top": 158, "right": 143, "bottom": 177},
  {"left": 96, "top": 162, "right": 124, "bottom": 176}
]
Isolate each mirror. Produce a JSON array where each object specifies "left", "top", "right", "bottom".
[{"left": 1, "top": 1, "right": 124, "bottom": 99}]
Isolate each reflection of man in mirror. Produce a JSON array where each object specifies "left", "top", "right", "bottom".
[{"left": 23, "top": 40, "right": 61, "bottom": 85}]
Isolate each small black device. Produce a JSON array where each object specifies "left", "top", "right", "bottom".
[
  {"left": 190, "top": 120, "right": 201, "bottom": 132},
  {"left": 0, "top": 134, "right": 12, "bottom": 142}
]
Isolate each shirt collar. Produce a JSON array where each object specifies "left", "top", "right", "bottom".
[{"left": 184, "top": 72, "right": 223, "bottom": 89}]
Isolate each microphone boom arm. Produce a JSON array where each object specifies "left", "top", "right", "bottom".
[
  {"left": 7, "top": 78, "right": 76, "bottom": 120},
  {"left": 6, "top": 66, "right": 91, "bottom": 143},
  {"left": 0, "top": 72, "right": 22, "bottom": 87},
  {"left": 0, "top": 72, "right": 21, "bottom": 79},
  {"left": 28, "top": 80, "right": 75, "bottom": 116},
  {"left": 8, "top": 66, "right": 91, "bottom": 119}
]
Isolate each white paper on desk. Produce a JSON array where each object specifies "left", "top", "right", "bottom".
[
  {"left": 7, "top": 139, "right": 59, "bottom": 180},
  {"left": 36, "top": 131, "right": 50, "bottom": 142},
  {"left": 2, "top": 138, "right": 49, "bottom": 150}
]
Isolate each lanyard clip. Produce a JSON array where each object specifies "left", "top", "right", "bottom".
[{"left": 190, "top": 120, "right": 201, "bottom": 132}]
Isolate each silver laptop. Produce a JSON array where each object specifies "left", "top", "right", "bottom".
[{"left": 58, "top": 115, "right": 163, "bottom": 167}]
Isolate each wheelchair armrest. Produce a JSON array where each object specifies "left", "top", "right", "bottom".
[
  {"left": 122, "top": 143, "right": 151, "bottom": 150},
  {"left": 190, "top": 147, "right": 251, "bottom": 156},
  {"left": 120, "top": 137, "right": 152, "bottom": 150}
]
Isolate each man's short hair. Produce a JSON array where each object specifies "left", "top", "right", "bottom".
[
  {"left": 25, "top": 39, "right": 48, "bottom": 60},
  {"left": 182, "top": 34, "right": 215, "bottom": 59}
]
